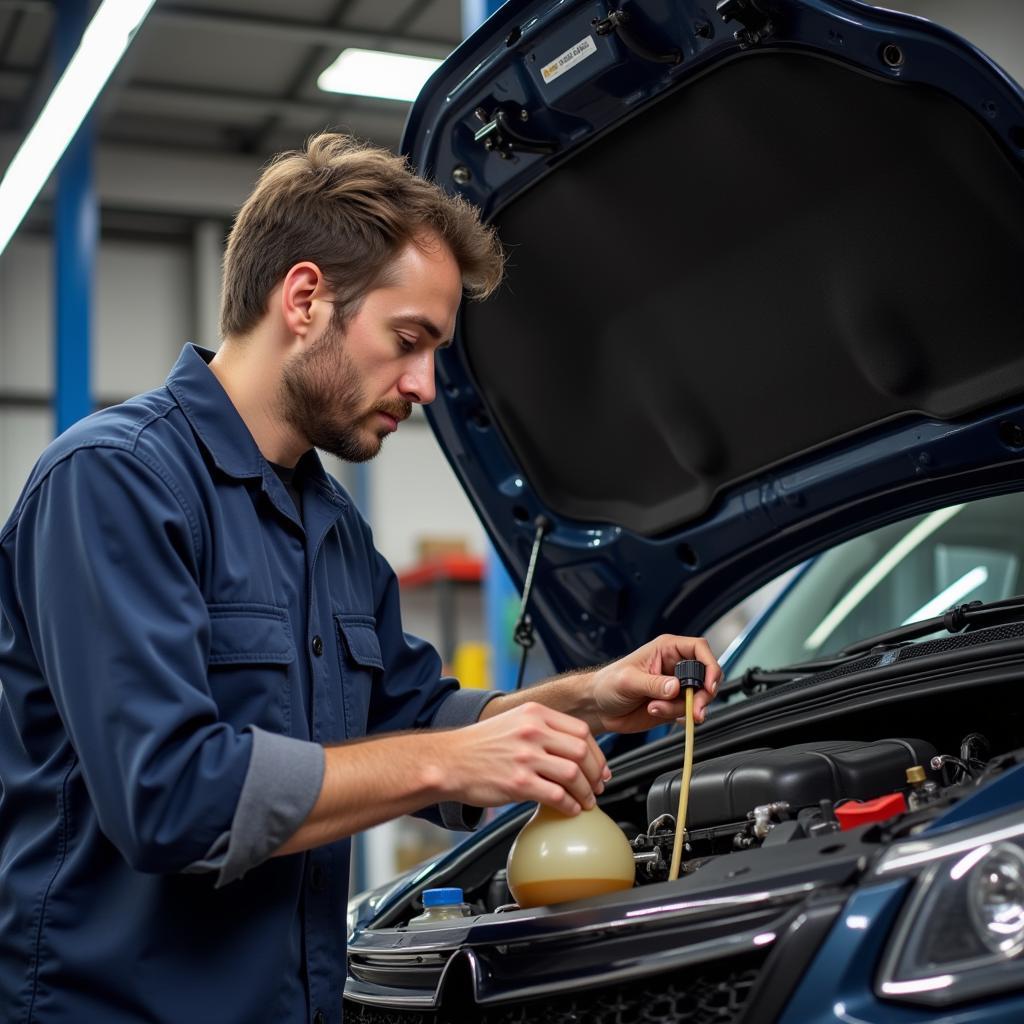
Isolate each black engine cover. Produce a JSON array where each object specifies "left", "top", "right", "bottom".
[{"left": 647, "top": 738, "right": 937, "bottom": 828}]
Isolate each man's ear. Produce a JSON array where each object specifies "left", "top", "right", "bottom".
[{"left": 280, "top": 262, "right": 324, "bottom": 339}]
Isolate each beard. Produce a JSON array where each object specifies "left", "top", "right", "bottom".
[{"left": 279, "top": 318, "right": 411, "bottom": 463}]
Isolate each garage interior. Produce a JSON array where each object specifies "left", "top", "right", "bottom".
[{"left": 0, "top": 0, "right": 1022, "bottom": 927}]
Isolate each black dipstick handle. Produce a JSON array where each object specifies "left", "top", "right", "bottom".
[{"left": 674, "top": 660, "right": 706, "bottom": 691}]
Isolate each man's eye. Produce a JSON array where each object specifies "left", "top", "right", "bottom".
[{"left": 396, "top": 334, "right": 416, "bottom": 353}]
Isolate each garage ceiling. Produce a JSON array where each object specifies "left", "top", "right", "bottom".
[{"left": 0, "top": 0, "right": 462, "bottom": 160}]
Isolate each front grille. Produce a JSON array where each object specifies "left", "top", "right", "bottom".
[{"left": 344, "top": 951, "right": 766, "bottom": 1024}]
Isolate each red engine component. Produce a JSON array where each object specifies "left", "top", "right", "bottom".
[{"left": 834, "top": 792, "right": 908, "bottom": 830}]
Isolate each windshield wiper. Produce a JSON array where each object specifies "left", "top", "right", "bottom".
[
  {"left": 834, "top": 594, "right": 1024, "bottom": 656},
  {"left": 720, "top": 594, "right": 1024, "bottom": 698},
  {"left": 719, "top": 659, "right": 848, "bottom": 697}
]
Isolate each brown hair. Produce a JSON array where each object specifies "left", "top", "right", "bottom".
[{"left": 220, "top": 133, "right": 504, "bottom": 338}]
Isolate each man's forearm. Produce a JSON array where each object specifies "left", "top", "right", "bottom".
[
  {"left": 478, "top": 670, "right": 602, "bottom": 732},
  {"left": 273, "top": 731, "right": 448, "bottom": 857}
]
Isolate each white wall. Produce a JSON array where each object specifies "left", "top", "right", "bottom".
[
  {"left": 0, "top": 237, "right": 54, "bottom": 391},
  {"left": 0, "top": 409, "right": 51, "bottom": 519},
  {"left": 0, "top": 234, "right": 193, "bottom": 518}
]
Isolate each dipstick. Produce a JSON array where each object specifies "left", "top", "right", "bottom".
[{"left": 668, "top": 660, "right": 705, "bottom": 882}]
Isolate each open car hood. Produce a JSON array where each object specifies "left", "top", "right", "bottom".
[{"left": 401, "top": 0, "right": 1024, "bottom": 670}]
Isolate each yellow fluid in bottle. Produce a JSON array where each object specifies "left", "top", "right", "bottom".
[{"left": 512, "top": 876, "right": 633, "bottom": 908}]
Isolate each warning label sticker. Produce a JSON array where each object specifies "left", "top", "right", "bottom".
[{"left": 540, "top": 35, "right": 597, "bottom": 84}]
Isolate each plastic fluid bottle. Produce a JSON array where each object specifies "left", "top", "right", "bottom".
[
  {"left": 506, "top": 804, "right": 636, "bottom": 908},
  {"left": 407, "top": 888, "right": 473, "bottom": 927}
]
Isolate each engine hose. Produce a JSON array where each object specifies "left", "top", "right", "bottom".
[{"left": 668, "top": 687, "right": 694, "bottom": 882}]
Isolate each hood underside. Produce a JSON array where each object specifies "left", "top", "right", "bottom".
[
  {"left": 463, "top": 49, "right": 1024, "bottom": 536},
  {"left": 404, "top": 0, "right": 1024, "bottom": 666}
]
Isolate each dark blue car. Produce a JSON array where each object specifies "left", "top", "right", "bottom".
[{"left": 344, "top": 1, "right": 1024, "bottom": 1021}]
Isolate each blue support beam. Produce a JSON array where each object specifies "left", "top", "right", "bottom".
[{"left": 54, "top": 0, "right": 96, "bottom": 436}]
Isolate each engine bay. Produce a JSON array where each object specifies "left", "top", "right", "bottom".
[
  {"left": 366, "top": 648, "right": 1024, "bottom": 931},
  {"left": 631, "top": 736, "right": 949, "bottom": 884},
  {"left": 430, "top": 730, "right": 1009, "bottom": 918}
]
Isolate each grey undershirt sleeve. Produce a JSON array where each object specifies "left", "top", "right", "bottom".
[
  {"left": 431, "top": 687, "right": 506, "bottom": 831},
  {"left": 184, "top": 726, "right": 325, "bottom": 887}
]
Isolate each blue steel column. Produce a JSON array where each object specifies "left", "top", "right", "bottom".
[
  {"left": 54, "top": 0, "right": 96, "bottom": 435},
  {"left": 461, "top": 0, "right": 522, "bottom": 693}
]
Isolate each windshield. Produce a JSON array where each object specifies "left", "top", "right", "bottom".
[{"left": 726, "top": 492, "right": 1024, "bottom": 674}]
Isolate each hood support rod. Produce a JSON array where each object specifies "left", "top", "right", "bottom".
[{"left": 513, "top": 515, "right": 551, "bottom": 689}]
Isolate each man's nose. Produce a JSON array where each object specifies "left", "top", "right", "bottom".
[{"left": 399, "top": 351, "right": 436, "bottom": 405}]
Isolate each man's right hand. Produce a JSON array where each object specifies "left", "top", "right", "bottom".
[{"left": 431, "top": 701, "right": 610, "bottom": 816}]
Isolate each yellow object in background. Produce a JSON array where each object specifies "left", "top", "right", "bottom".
[{"left": 452, "top": 641, "right": 490, "bottom": 689}]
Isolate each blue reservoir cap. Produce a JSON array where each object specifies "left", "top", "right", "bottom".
[{"left": 422, "top": 887, "right": 463, "bottom": 907}]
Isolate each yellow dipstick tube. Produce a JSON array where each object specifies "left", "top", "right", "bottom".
[{"left": 668, "top": 660, "right": 705, "bottom": 882}]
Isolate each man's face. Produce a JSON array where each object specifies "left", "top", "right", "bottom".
[{"left": 279, "top": 234, "right": 462, "bottom": 462}]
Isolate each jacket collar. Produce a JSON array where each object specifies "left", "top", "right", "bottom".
[
  {"left": 166, "top": 344, "right": 266, "bottom": 480},
  {"left": 165, "top": 344, "right": 346, "bottom": 513}
]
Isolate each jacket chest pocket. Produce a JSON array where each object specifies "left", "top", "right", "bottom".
[
  {"left": 334, "top": 614, "right": 383, "bottom": 739},
  {"left": 207, "top": 603, "right": 295, "bottom": 733}
]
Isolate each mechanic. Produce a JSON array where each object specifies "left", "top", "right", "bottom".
[{"left": 0, "top": 133, "right": 720, "bottom": 1024}]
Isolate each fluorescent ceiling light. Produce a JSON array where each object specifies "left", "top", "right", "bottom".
[
  {"left": 902, "top": 566, "right": 989, "bottom": 625},
  {"left": 318, "top": 48, "right": 443, "bottom": 103},
  {"left": 0, "top": 0, "right": 155, "bottom": 258}
]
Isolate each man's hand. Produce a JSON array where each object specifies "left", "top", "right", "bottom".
[
  {"left": 438, "top": 702, "right": 610, "bottom": 816},
  {"left": 588, "top": 634, "right": 722, "bottom": 734},
  {"left": 479, "top": 635, "right": 723, "bottom": 737}
]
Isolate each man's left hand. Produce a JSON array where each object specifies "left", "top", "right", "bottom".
[{"left": 588, "top": 634, "right": 722, "bottom": 734}]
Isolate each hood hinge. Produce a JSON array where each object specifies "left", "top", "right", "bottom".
[
  {"left": 716, "top": 0, "right": 774, "bottom": 48},
  {"left": 592, "top": 7, "right": 683, "bottom": 66},
  {"left": 474, "top": 106, "right": 559, "bottom": 159}
]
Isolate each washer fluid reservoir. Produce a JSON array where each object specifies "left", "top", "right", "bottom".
[{"left": 407, "top": 888, "right": 472, "bottom": 927}]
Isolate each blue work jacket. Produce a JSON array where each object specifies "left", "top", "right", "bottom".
[{"left": 0, "top": 345, "right": 491, "bottom": 1024}]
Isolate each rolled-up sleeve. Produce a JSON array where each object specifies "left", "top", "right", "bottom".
[
  {"left": 187, "top": 727, "right": 325, "bottom": 886},
  {"left": 431, "top": 688, "right": 504, "bottom": 730},
  {"left": 14, "top": 446, "right": 253, "bottom": 874}
]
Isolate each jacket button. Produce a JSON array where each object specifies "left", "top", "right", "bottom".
[
  {"left": 310, "top": 864, "right": 326, "bottom": 892},
  {"left": 313, "top": 1011, "right": 326, "bottom": 1024},
  {"left": 311, "top": 635, "right": 323, "bottom": 657}
]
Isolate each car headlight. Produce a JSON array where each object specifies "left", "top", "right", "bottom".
[
  {"left": 969, "top": 843, "right": 1024, "bottom": 955},
  {"left": 875, "top": 809, "right": 1024, "bottom": 1007}
]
